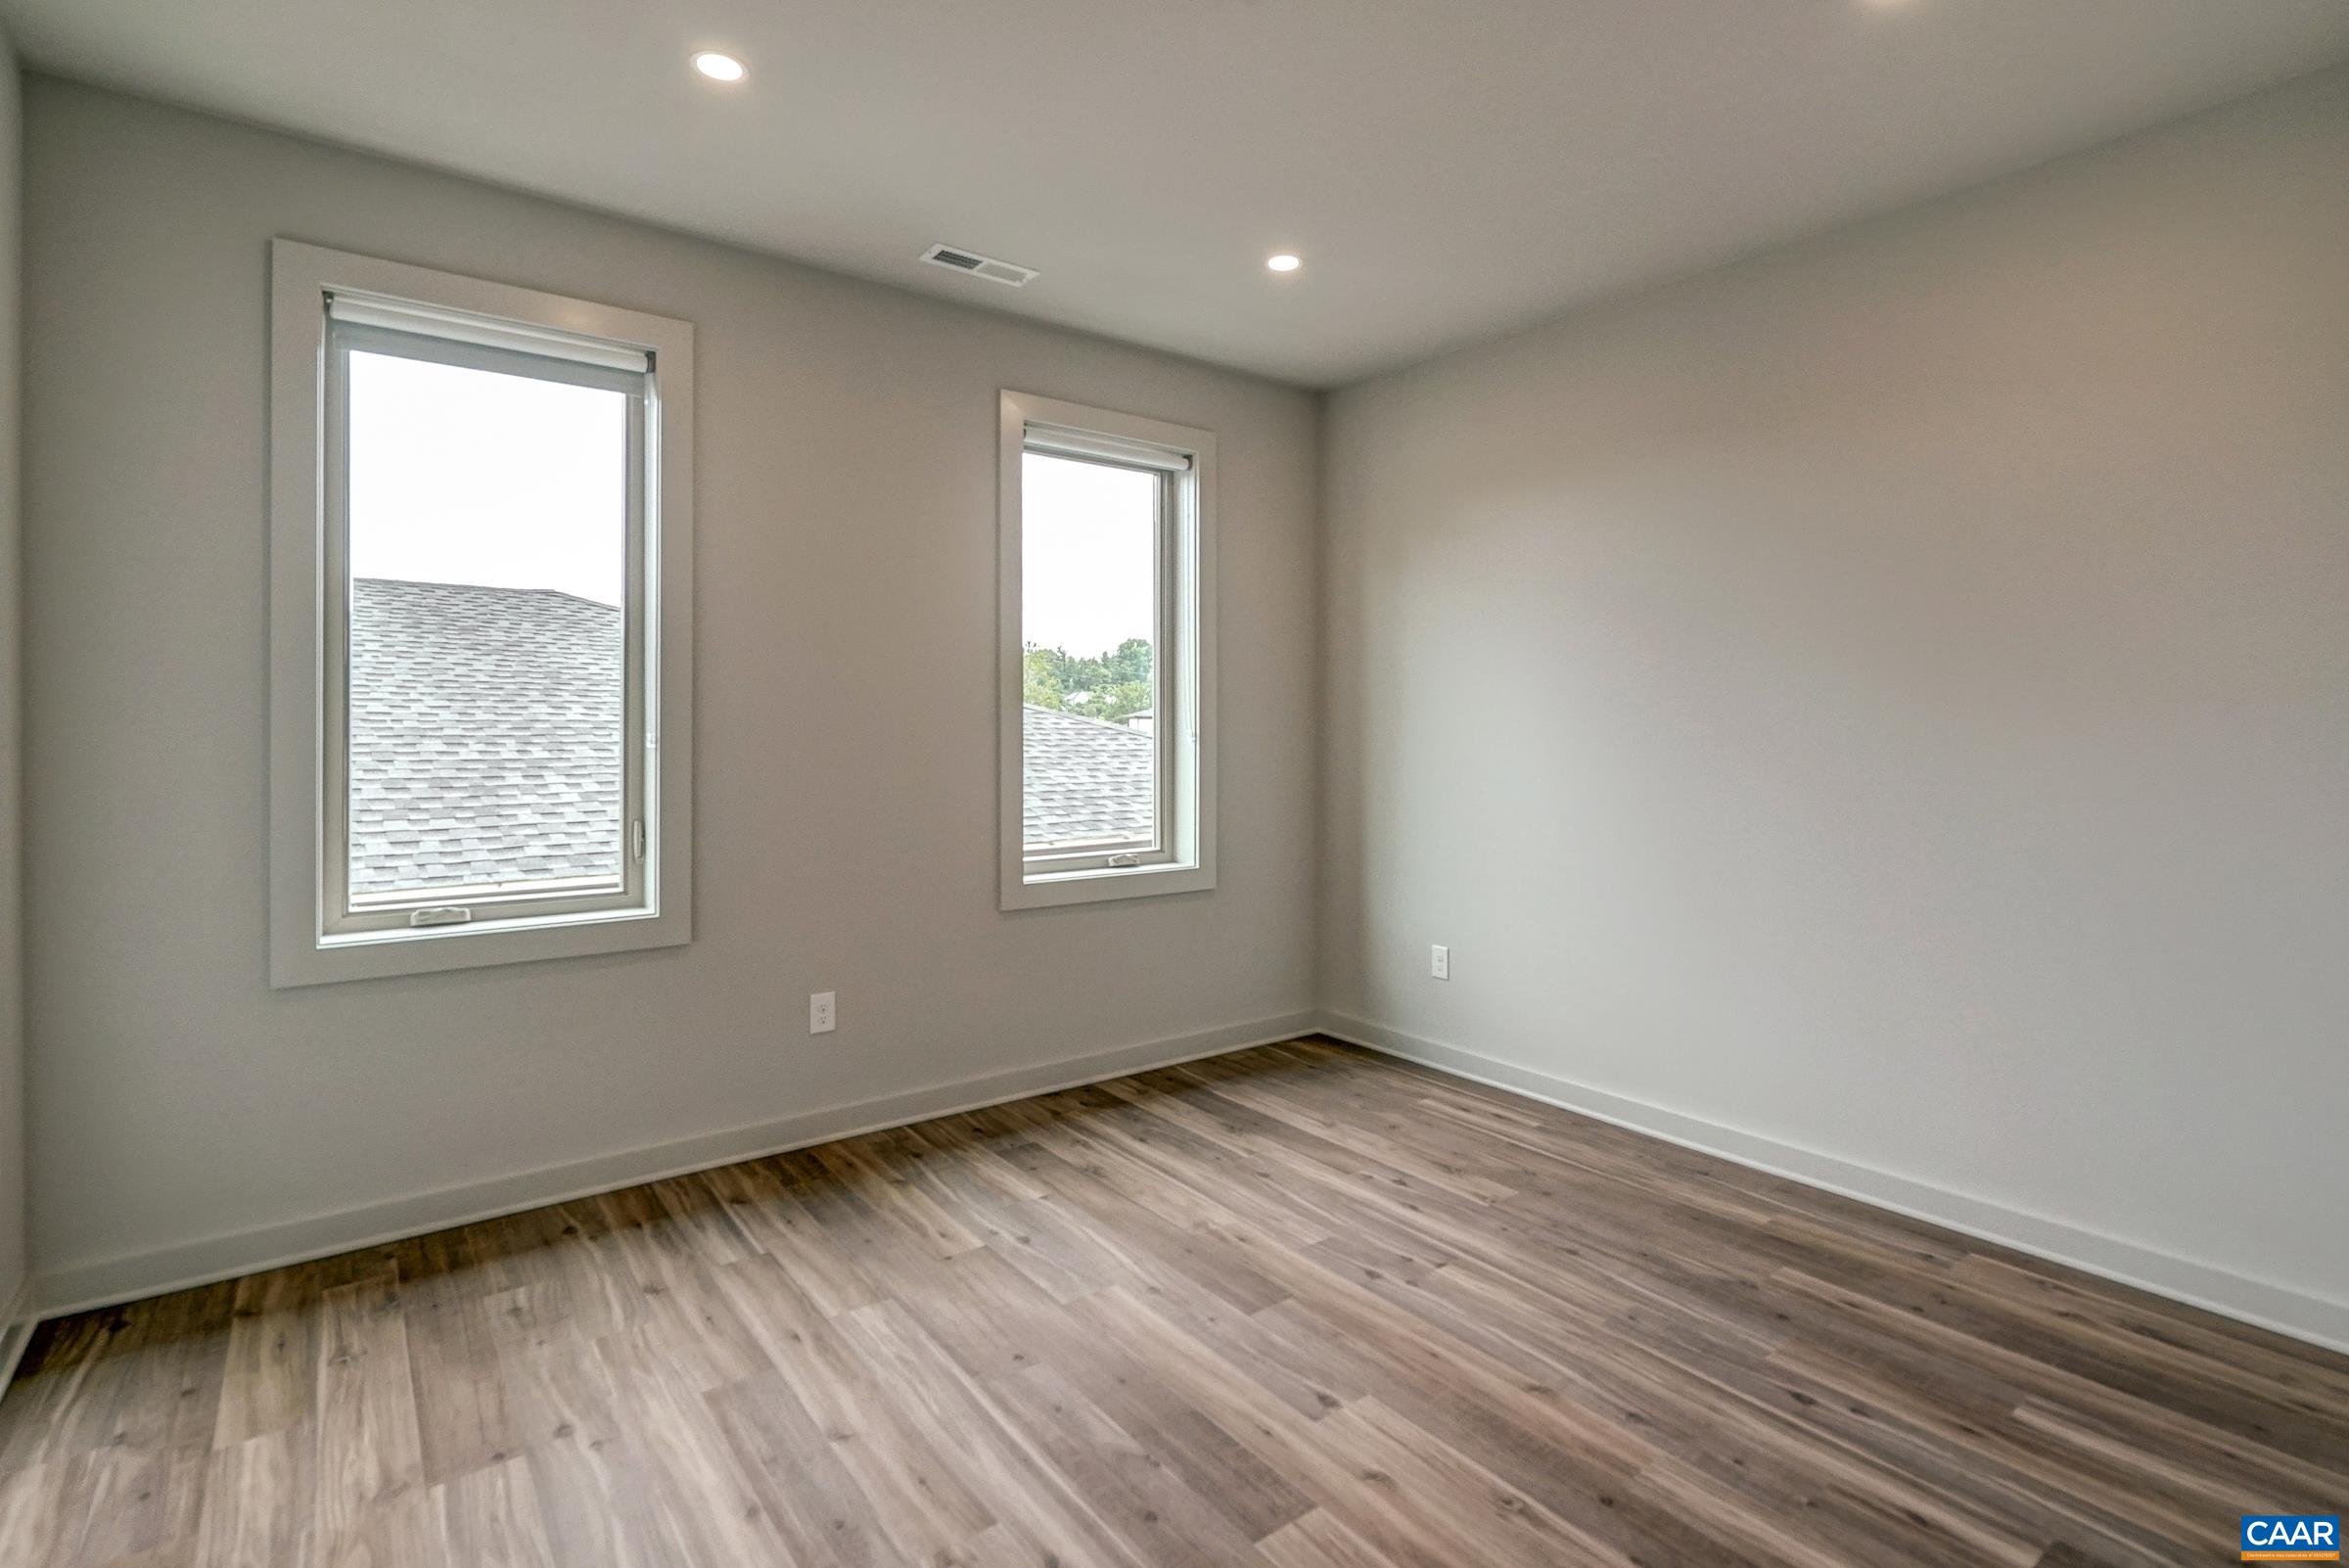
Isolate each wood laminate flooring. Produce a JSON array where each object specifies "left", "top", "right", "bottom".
[{"left": 1, "top": 1038, "right": 2343, "bottom": 1567}]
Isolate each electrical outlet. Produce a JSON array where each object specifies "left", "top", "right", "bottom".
[
  {"left": 808, "top": 991, "right": 837, "bottom": 1034},
  {"left": 1430, "top": 945, "right": 1451, "bottom": 981}
]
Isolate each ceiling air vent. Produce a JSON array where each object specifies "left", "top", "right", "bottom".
[{"left": 921, "top": 244, "right": 1038, "bottom": 288}]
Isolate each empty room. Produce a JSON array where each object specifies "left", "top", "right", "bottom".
[{"left": 0, "top": 0, "right": 2342, "bottom": 1564}]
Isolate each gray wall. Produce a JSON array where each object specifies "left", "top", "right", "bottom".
[
  {"left": 1321, "top": 67, "right": 2349, "bottom": 1318},
  {"left": 0, "top": 38, "right": 24, "bottom": 1322},
  {"left": 23, "top": 79, "right": 1318, "bottom": 1298}
]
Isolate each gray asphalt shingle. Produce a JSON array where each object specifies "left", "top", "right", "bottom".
[
  {"left": 348, "top": 577, "right": 623, "bottom": 896},
  {"left": 1023, "top": 704, "right": 1155, "bottom": 849}
]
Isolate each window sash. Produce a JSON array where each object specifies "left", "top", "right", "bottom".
[
  {"left": 1018, "top": 450, "right": 1177, "bottom": 872},
  {"left": 318, "top": 314, "right": 653, "bottom": 938},
  {"left": 1000, "top": 390, "right": 1214, "bottom": 910}
]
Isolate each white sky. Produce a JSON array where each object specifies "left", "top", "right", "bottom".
[
  {"left": 1023, "top": 451, "right": 1156, "bottom": 658},
  {"left": 347, "top": 350, "right": 627, "bottom": 606}
]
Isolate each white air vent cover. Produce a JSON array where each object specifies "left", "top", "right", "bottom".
[{"left": 921, "top": 244, "right": 1039, "bottom": 288}]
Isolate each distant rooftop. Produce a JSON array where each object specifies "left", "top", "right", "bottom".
[
  {"left": 348, "top": 577, "right": 623, "bottom": 896},
  {"left": 1023, "top": 704, "right": 1154, "bottom": 849}
]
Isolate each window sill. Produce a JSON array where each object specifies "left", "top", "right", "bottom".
[
  {"left": 270, "top": 902, "right": 689, "bottom": 988},
  {"left": 1002, "top": 859, "right": 1215, "bottom": 911}
]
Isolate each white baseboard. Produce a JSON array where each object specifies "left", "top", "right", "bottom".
[
  {"left": 0, "top": 1276, "right": 36, "bottom": 1394},
  {"left": 37, "top": 1011, "right": 1319, "bottom": 1317},
  {"left": 1318, "top": 1011, "right": 2349, "bottom": 1358}
]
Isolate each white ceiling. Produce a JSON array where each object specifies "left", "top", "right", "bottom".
[{"left": 11, "top": 1, "right": 2349, "bottom": 387}]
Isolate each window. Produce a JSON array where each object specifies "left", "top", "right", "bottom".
[
  {"left": 270, "top": 242, "right": 693, "bottom": 985},
  {"left": 999, "top": 392, "right": 1216, "bottom": 908}
]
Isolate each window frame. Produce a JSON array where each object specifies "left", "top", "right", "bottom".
[
  {"left": 269, "top": 240, "right": 694, "bottom": 986},
  {"left": 999, "top": 391, "right": 1217, "bottom": 910}
]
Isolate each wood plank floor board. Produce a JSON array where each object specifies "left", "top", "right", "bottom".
[
  {"left": 1953, "top": 1254, "right": 2349, "bottom": 1407},
  {"left": 1013, "top": 1299, "right": 1319, "bottom": 1544},
  {"left": 435, "top": 1452, "right": 562, "bottom": 1568},
  {"left": 4, "top": 1039, "right": 2341, "bottom": 1567},
  {"left": 986, "top": 1358, "right": 1266, "bottom": 1568},
  {"left": 1749, "top": 1347, "right": 2225, "bottom": 1568},
  {"left": 1251, "top": 1507, "right": 1413, "bottom": 1568},
  {"left": 395, "top": 1233, "right": 522, "bottom": 1492},
  {"left": 705, "top": 1366, "right": 898, "bottom": 1568}
]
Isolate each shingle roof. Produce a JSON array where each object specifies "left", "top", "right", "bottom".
[
  {"left": 1023, "top": 704, "right": 1155, "bottom": 849},
  {"left": 348, "top": 577, "right": 623, "bottom": 897}
]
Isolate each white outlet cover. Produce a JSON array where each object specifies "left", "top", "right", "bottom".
[{"left": 809, "top": 991, "right": 837, "bottom": 1034}]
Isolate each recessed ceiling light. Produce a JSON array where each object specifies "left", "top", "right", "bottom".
[
  {"left": 691, "top": 51, "right": 747, "bottom": 83},
  {"left": 1267, "top": 254, "right": 1302, "bottom": 273}
]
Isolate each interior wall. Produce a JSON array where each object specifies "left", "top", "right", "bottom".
[
  {"left": 0, "top": 36, "right": 25, "bottom": 1326},
  {"left": 21, "top": 78, "right": 1319, "bottom": 1303},
  {"left": 1320, "top": 66, "right": 2349, "bottom": 1330}
]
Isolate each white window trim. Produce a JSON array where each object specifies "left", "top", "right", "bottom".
[
  {"left": 268, "top": 240, "right": 694, "bottom": 986},
  {"left": 999, "top": 390, "right": 1217, "bottom": 910}
]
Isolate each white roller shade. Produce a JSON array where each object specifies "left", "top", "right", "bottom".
[
  {"left": 1024, "top": 422, "right": 1193, "bottom": 472},
  {"left": 328, "top": 292, "right": 651, "bottom": 375}
]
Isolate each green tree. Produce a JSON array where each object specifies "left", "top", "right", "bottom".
[
  {"left": 1022, "top": 638, "right": 1154, "bottom": 725},
  {"left": 1023, "top": 646, "right": 1067, "bottom": 710}
]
